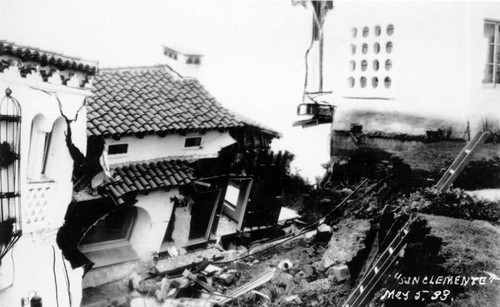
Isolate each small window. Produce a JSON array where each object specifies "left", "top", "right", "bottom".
[
  {"left": 108, "top": 144, "right": 128, "bottom": 155},
  {"left": 374, "top": 42, "right": 380, "bottom": 54},
  {"left": 362, "top": 27, "right": 369, "bottom": 38},
  {"left": 373, "top": 60, "right": 380, "bottom": 71},
  {"left": 386, "top": 42, "right": 393, "bottom": 53},
  {"left": 360, "top": 77, "right": 367, "bottom": 88},
  {"left": 384, "top": 77, "right": 392, "bottom": 88},
  {"left": 483, "top": 21, "right": 500, "bottom": 85},
  {"left": 361, "top": 60, "right": 368, "bottom": 71},
  {"left": 349, "top": 60, "right": 356, "bottom": 71},
  {"left": 348, "top": 77, "right": 355, "bottom": 88},
  {"left": 387, "top": 24, "right": 394, "bottom": 36},
  {"left": 352, "top": 27, "right": 358, "bottom": 38},
  {"left": 351, "top": 44, "right": 357, "bottom": 55},
  {"left": 184, "top": 136, "right": 202, "bottom": 148},
  {"left": 362, "top": 43, "right": 368, "bottom": 54},
  {"left": 385, "top": 59, "right": 393, "bottom": 71},
  {"left": 372, "top": 77, "right": 379, "bottom": 88},
  {"left": 374, "top": 25, "right": 381, "bottom": 36}
]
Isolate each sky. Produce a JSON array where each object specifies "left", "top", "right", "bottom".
[{"left": 0, "top": 0, "right": 333, "bottom": 181}]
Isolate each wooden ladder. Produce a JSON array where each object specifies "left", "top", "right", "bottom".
[
  {"left": 434, "top": 131, "right": 490, "bottom": 192},
  {"left": 342, "top": 216, "right": 415, "bottom": 307}
]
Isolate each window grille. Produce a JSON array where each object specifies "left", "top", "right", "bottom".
[{"left": 0, "top": 88, "right": 22, "bottom": 261}]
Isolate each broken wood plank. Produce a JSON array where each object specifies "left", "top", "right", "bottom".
[
  {"left": 217, "top": 268, "right": 275, "bottom": 305},
  {"left": 183, "top": 269, "right": 215, "bottom": 293}
]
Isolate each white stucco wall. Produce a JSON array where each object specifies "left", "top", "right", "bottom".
[
  {"left": 0, "top": 64, "right": 92, "bottom": 306},
  {"left": 322, "top": 1, "right": 500, "bottom": 135},
  {"left": 0, "top": 236, "right": 84, "bottom": 307},
  {"left": 106, "top": 130, "right": 236, "bottom": 166},
  {"left": 131, "top": 189, "right": 179, "bottom": 258},
  {"left": 468, "top": 2, "right": 500, "bottom": 131}
]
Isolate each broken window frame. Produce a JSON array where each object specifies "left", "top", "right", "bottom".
[
  {"left": 160, "top": 188, "right": 221, "bottom": 250},
  {"left": 222, "top": 178, "right": 253, "bottom": 231}
]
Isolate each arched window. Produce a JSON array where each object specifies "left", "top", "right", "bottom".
[
  {"left": 27, "top": 114, "right": 51, "bottom": 181},
  {"left": 80, "top": 206, "right": 137, "bottom": 246},
  {"left": 43, "top": 117, "right": 67, "bottom": 178}
]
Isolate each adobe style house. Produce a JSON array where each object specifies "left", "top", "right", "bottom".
[
  {"left": 0, "top": 40, "right": 97, "bottom": 306},
  {"left": 301, "top": 1, "right": 500, "bottom": 171},
  {"left": 59, "top": 57, "right": 286, "bottom": 288}
]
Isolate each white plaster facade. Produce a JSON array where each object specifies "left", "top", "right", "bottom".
[
  {"left": 0, "top": 57, "right": 95, "bottom": 306},
  {"left": 106, "top": 131, "right": 236, "bottom": 166},
  {"left": 317, "top": 1, "right": 500, "bottom": 135}
]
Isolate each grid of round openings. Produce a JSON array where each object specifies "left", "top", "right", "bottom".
[
  {"left": 360, "top": 77, "right": 367, "bottom": 88},
  {"left": 386, "top": 42, "right": 393, "bottom": 53},
  {"left": 348, "top": 77, "right": 355, "bottom": 88},
  {"left": 361, "top": 60, "right": 368, "bottom": 71},
  {"left": 348, "top": 24, "right": 393, "bottom": 90},
  {"left": 387, "top": 24, "right": 394, "bottom": 36},
  {"left": 384, "top": 77, "right": 392, "bottom": 88},
  {"left": 362, "top": 27, "right": 369, "bottom": 38},
  {"left": 362, "top": 43, "right": 368, "bottom": 54},
  {"left": 385, "top": 59, "right": 392, "bottom": 71}
]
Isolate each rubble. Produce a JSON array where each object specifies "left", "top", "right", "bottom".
[
  {"left": 322, "top": 218, "right": 372, "bottom": 269},
  {"left": 329, "top": 264, "right": 351, "bottom": 282},
  {"left": 277, "top": 259, "right": 293, "bottom": 270}
]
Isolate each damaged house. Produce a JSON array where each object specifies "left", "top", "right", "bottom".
[
  {"left": 58, "top": 51, "right": 289, "bottom": 290},
  {"left": 0, "top": 40, "right": 97, "bottom": 306}
]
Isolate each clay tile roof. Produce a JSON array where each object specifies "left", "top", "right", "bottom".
[
  {"left": 0, "top": 40, "right": 97, "bottom": 74},
  {"left": 106, "top": 159, "right": 194, "bottom": 200},
  {"left": 87, "top": 65, "right": 280, "bottom": 138}
]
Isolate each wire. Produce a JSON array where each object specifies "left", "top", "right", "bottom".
[
  {"left": 302, "top": 39, "right": 314, "bottom": 103},
  {"left": 52, "top": 245, "right": 60, "bottom": 307},
  {"left": 10, "top": 245, "right": 15, "bottom": 287},
  {"left": 61, "top": 252, "right": 72, "bottom": 306}
]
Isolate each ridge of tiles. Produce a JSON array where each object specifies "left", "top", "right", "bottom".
[
  {"left": 87, "top": 66, "right": 245, "bottom": 138},
  {"left": 106, "top": 159, "right": 195, "bottom": 200},
  {"left": 0, "top": 40, "right": 97, "bottom": 74}
]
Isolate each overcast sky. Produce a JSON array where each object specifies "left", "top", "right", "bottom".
[{"left": 0, "top": 0, "right": 333, "bottom": 181}]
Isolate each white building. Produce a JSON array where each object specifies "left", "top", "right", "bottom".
[
  {"left": 0, "top": 40, "right": 97, "bottom": 307},
  {"left": 298, "top": 1, "right": 500, "bottom": 168}
]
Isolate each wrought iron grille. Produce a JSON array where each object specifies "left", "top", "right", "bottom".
[{"left": 0, "top": 88, "right": 22, "bottom": 241}]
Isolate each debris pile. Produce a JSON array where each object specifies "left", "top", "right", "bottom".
[{"left": 84, "top": 146, "right": 500, "bottom": 307}]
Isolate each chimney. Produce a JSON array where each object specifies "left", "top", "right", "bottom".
[{"left": 162, "top": 43, "right": 203, "bottom": 79}]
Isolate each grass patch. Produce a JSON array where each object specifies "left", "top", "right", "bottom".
[{"left": 422, "top": 214, "right": 500, "bottom": 307}]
